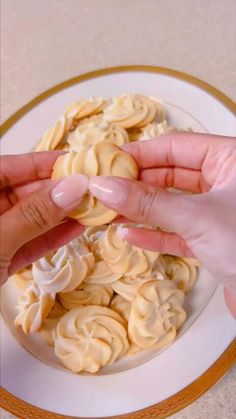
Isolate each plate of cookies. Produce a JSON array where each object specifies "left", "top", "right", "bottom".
[{"left": 1, "top": 66, "right": 235, "bottom": 418}]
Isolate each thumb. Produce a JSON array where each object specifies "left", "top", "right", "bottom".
[
  {"left": 0, "top": 175, "right": 88, "bottom": 274},
  {"left": 89, "top": 176, "right": 195, "bottom": 234}
]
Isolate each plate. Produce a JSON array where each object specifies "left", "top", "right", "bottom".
[{"left": 1, "top": 66, "right": 236, "bottom": 418}]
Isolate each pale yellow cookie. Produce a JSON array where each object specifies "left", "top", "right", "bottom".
[
  {"left": 110, "top": 294, "right": 131, "bottom": 322},
  {"left": 112, "top": 275, "right": 159, "bottom": 302},
  {"left": 38, "top": 300, "right": 67, "bottom": 346},
  {"left": 138, "top": 120, "right": 176, "bottom": 140},
  {"left": 103, "top": 95, "right": 166, "bottom": 129},
  {"left": 15, "top": 281, "right": 55, "bottom": 334},
  {"left": 35, "top": 115, "right": 74, "bottom": 151},
  {"left": 83, "top": 225, "right": 108, "bottom": 259},
  {"left": 58, "top": 283, "right": 113, "bottom": 310},
  {"left": 84, "top": 258, "right": 122, "bottom": 285},
  {"left": 163, "top": 255, "right": 198, "bottom": 293},
  {"left": 54, "top": 305, "right": 129, "bottom": 373},
  {"left": 100, "top": 224, "right": 159, "bottom": 276},
  {"left": 51, "top": 142, "right": 138, "bottom": 225},
  {"left": 64, "top": 97, "right": 107, "bottom": 121},
  {"left": 35, "top": 97, "right": 107, "bottom": 151},
  {"left": 67, "top": 115, "right": 129, "bottom": 150},
  {"left": 13, "top": 265, "right": 32, "bottom": 291},
  {"left": 32, "top": 238, "right": 94, "bottom": 294},
  {"left": 128, "top": 280, "right": 186, "bottom": 349}
]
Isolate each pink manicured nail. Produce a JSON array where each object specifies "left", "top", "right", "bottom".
[
  {"left": 89, "top": 176, "right": 129, "bottom": 207},
  {"left": 51, "top": 175, "right": 88, "bottom": 209},
  {"left": 117, "top": 225, "right": 129, "bottom": 240}
]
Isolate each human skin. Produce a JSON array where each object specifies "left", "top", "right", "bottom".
[
  {"left": 1, "top": 136, "right": 235, "bottom": 316},
  {"left": 89, "top": 133, "right": 236, "bottom": 316},
  {"left": 0, "top": 151, "right": 88, "bottom": 284}
]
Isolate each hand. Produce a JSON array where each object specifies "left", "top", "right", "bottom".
[
  {"left": 89, "top": 133, "right": 236, "bottom": 316},
  {"left": 0, "top": 152, "right": 88, "bottom": 285}
]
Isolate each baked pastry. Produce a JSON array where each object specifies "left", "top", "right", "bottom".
[
  {"left": 58, "top": 283, "right": 113, "bottom": 309},
  {"left": 36, "top": 97, "right": 107, "bottom": 151},
  {"left": 13, "top": 265, "right": 32, "bottom": 291},
  {"left": 100, "top": 224, "right": 158, "bottom": 276},
  {"left": 110, "top": 294, "right": 131, "bottom": 322},
  {"left": 38, "top": 300, "right": 67, "bottom": 346},
  {"left": 64, "top": 97, "right": 107, "bottom": 121},
  {"left": 84, "top": 259, "right": 122, "bottom": 285},
  {"left": 14, "top": 94, "right": 198, "bottom": 374},
  {"left": 67, "top": 115, "right": 129, "bottom": 150},
  {"left": 15, "top": 281, "right": 55, "bottom": 334},
  {"left": 54, "top": 306, "right": 129, "bottom": 373},
  {"left": 103, "top": 95, "right": 166, "bottom": 129},
  {"left": 32, "top": 238, "right": 94, "bottom": 293},
  {"left": 83, "top": 225, "right": 108, "bottom": 259},
  {"left": 128, "top": 280, "right": 186, "bottom": 349},
  {"left": 163, "top": 255, "right": 198, "bottom": 293},
  {"left": 112, "top": 274, "right": 160, "bottom": 302},
  {"left": 51, "top": 142, "right": 138, "bottom": 225},
  {"left": 138, "top": 120, "right": 176, "bottom": 140}
]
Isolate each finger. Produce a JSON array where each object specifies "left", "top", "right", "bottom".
[
  {"left": 122, "top": 132, "right": 234, "bottom": 170},
  {"left": 0, "top": 174, "right": 88, "bottom": 280},
  {"left": 119, "top": 227, "right": 194, "bottom": 257},
  {"left": 0, "top": 179, "right": 52, "bottom": 214},
  {"left": 15, "top": 179, "right": 53, "bottom": 197},
  {"left": 89, "top": 176, "right": 196, "bottom": 236},
  {"left": 0, "top": 151, "right": 64, "bottom": 189},
  {"left": 9, "top": 220, "right": 84, "bottom": 275},
  {"left": 114, "top": 215, "right": 132, "bottom": 224},
  {"left": 224, "top": 288, "right": 236, "bottom": 318},
  {"left": 140, "top": 167, "right": 209, "bottom": 192}
]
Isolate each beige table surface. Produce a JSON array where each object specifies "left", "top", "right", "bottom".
[{"left": 1, "top": 0, "right": 236, "bottom": 418}]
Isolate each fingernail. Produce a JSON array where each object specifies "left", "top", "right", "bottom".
[
  {"left": 89, "top": 176, "right": 129, "bottom": 208},
  {"left": 51, "top": 175, "right": 88, "bottom": 209},
  {"left": 117, "top": 225, "right": 129, "bottom": 240}
]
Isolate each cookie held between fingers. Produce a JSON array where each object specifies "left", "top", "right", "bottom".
[{"left": 51, "top": 142, "right": 138, "bottom": 225}]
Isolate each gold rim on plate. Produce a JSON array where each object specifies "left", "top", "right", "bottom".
[
  {"left": 0, "top": 66, "right": 236, "bottom": 419},
  {"left": 1, "top": 341, "right": 235, "bottom": 419}
]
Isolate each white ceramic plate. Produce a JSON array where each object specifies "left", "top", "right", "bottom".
[{"left": 1, "top": 67, "right": 236, "bottom": 418}]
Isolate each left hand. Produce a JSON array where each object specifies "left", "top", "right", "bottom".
[{"left": 0, "top": 152, "right": 88, "bottom": 285}]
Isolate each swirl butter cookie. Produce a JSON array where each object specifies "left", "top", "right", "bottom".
[
  {"left": 128, "top": 280, "right": 186, "bottom": 349},
  {"left": 110, "top": 294, "right": 131, "bottom": 322},
  {"left": 13, "top": 265, "right": 32, "bottom": 291},
  {"left": 32, "top": 238, "right": 94, "bottom": 293},
  {"left": 15, "top": 281, "right": 55, "bottom": 334},
  {"left": 51, "top": 142, "right": 138, "bottom": 225},
  {"left": 36, "top": 97, "right": 107, "bottom": 151},
  {"left": 138, "top": 120, "right": 176, "bottom": 140},
  {"left": 54, "top": 305, "right": 129, "bottom": 373},
  {"left": 103, "top": 95, "right": 166, "bottom": 129},
  {"left": 38, "top": 300, "right": 67, "bottom": 347},
  {"left": 100, "top": 224, "right": 159, "bottom": 276},
  {"left": 58, "top": 283, "right": 113, "bottom": 310},
  {"left": 67, "top": 115, "right": 129, "bottom": 150},
  {"left": 163, "top": 255, "right": 199, "bottom": 293}
]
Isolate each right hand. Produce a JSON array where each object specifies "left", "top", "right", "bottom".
[{"left": 89, "top": 133, "right": 236, "bottom": 316}]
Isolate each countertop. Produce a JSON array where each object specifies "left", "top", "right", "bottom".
[{"left": 1, "top": 1, "right": 235, "bottom": 418}]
